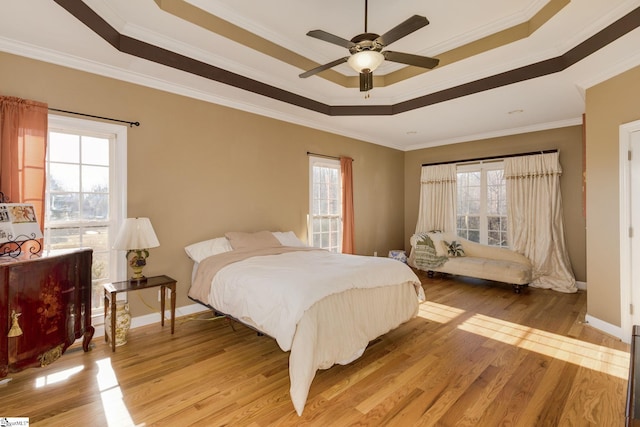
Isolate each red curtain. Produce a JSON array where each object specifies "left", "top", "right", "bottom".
[
  {"left": 340, "top": 156, "right": 354, "bottom": 254},
  {"left": 0, "top": 96, "right": 48, "bottom": 230}
]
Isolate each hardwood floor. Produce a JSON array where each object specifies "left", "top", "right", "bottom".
[{"left": 1, "top": 271, "right": 631, "bottom": 426}]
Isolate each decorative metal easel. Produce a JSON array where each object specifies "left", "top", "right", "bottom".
[{"left": 0, "top": 192, "right": 42, "bottom": 258}]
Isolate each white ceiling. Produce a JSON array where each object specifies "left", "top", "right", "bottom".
[{"left": 1, "top": 0, "right": 639, "bottom": 150}]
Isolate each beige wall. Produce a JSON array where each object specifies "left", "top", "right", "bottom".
[
  {"left": 585, "top": 65, "right": 640, "bottom": 327},
  {"left": 0, "top": 52, "right": 405, "bottom": 317},
  {"left": 5, "top": 47, "right": 635, "bottom": 330},
  {"left": 404, "top": 126, "right": 587, "bottom": 282}
]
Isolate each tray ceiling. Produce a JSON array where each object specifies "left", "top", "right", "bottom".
[{"left": 1, "top": 0, "right": 639, "bottom": 150}]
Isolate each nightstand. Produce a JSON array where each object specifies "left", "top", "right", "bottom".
[{"left": 103, "top": 275, "right": 177, "bottom": 352}]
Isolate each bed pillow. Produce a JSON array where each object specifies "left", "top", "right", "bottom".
[
  {"left": 272, "top": 231, "right": 307, "bottom": 247},
  {"left": 225, "top": 230, "right": 282, "bottom": 250},
  {"left": 184, "top": 237, "right": 233, "bottom": 262}
]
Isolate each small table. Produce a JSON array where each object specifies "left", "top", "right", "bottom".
[{"left": 103, "top": 275, "right": 177, "bottom": 352}]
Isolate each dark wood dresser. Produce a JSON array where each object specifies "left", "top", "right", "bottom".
[{"left": 0, "top": 248, "right": 94, "bottom": 378}]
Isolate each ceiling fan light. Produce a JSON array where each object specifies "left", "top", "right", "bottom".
[{"left": 347, "top": 50, "right": 384, "bottom": 74}]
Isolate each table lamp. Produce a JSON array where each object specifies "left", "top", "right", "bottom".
[{"left": 113, "top": 217, "right": 160, "bottom": 281}]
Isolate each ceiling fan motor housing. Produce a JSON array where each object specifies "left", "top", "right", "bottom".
[{"left": 349, "top": 33, "right": 384, "bottom": 54}]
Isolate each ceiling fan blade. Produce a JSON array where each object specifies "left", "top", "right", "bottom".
[
  {"left": 306, "top": 30, "right": 356, "bottom": 49},
  {"left": 359, "top": 72, "right": 373, "bottom": 92},
  {"left": 375, "top": 15, "right": 429, "bottom": 47},
  {"left": 383, "top": 51, "right": 439, "bottom": 69},
  {"left": 299, "top": 57, "right": 349, "bottom": 78}
]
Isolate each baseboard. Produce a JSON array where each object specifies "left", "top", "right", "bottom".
[
  {"left": 92, "top": 302, "right": 208, "bottom": 339},
  {"left": 576, "top": 280, "right": 587, "bottom": 290},
  {"left": 584, "top": 314, "right": 624, "bottom": 341}
]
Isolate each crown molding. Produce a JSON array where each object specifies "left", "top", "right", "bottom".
[{"left": 403, "top": 117, "right": 584, "bottom": 151}]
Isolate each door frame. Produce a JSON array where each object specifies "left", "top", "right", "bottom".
[{"left": 620, "top": 119, "right": 640, "bottom": 341}]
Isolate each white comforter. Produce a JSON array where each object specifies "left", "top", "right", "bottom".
[
  {"left": 208, "top": 250, "right": 423, "bottom": 350},
  {"left": 191, "top": 249, "right": 424, "bottom": 414}
]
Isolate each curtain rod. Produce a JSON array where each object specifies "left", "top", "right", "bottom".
[
  {"left": 307, "top": 151, "right": 354, "bottom": 162},
  {"left": 48, "top": 108, "right": 140, "bottom": 127},
  {"left": 421, "top": 149, "right": 558, "bottom": 167}
]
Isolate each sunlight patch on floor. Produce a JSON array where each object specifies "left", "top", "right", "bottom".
[
  {"left": 96, "top": 358, "right": 143, "bottom": 427},
  {"left": 458, "top": 313, "right": 630, "bottom": 379},
  {"left": 418, "top": 301, "right": 466, "bottom": 323},
  {"left": 35, "top": 365, "right": 84, "bottom": 388}
]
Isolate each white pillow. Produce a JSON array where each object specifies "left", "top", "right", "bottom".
[
  {"left": 272, "top": 231, "right": 307, "bottom": 247},
  {"left": 426, "top": 232, "right": 448, "bottom": 257},
  {"left": 184, "top": 237, "right": 232, "bottom": 262}
]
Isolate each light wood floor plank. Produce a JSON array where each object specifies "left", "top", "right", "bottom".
[{"left": 0, "top": 271, "right": 630, "bottom": 426}]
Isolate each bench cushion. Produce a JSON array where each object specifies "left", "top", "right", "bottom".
[{"left": 430, "top": 256, "right": 531, "bottom": 285}]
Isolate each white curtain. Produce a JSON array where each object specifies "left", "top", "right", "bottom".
[
  {"left": 505, "top": 152, "right": 576, "bottom": 293},
  {"left": 415, "top": 164, "right": 457, "bottom": 233}
]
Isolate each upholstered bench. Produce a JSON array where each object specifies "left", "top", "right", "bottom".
[{"left": 408, "top": 232, "right": 532, "bottom": 293}]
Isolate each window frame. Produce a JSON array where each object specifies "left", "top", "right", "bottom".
[
  {"left": 45, "top": 115, "right": 127, "bottom": 317},
  {"left": 456, "top": 160, "right": 508, "bottom": 247},
  {"left": 308, "top": 156, "right": 342, "bottom": 253}
]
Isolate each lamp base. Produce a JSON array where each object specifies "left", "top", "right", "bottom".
[
  {"left": 127, "top": 250, "right": 149, "bottom": 283},
  {"left": 129, "top": 275, "right": 147, "bottom": 284}
]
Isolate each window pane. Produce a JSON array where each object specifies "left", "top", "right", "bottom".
[
  {"left": 49, "top": 163, "right": 80, "bottom": 192},
  {"left": 81, "top": 137, "right": 109, "bottom": 166},
  {"left": 488, "top": 231, "right": 500, "bottom": 246},
  {"left": 49, "top": 193, "right": 80, "bottom": 221},
  {"left": 321, "top": 232, "right": 329, "bottom": 248},
  {"left": 82, "top": 165, "right": 109, "bottom": 193},
  {"left": 82, "top": 194, "right": 109, "bottom": 220},
  {"left": 457, "top": 197, "right": 468, "bottom": 214},
  {"left": 488, "top": 216, "right": 500, "bottom": 231},
  {"left": 82, "top": 226, "right": 109, "bottom": 251},
  {"left": 488, "top": 169, "right": 504, "bottom": 184},
  {"left": 468, "top": 230, "right": 480, "bottom": 242},
  {"left": 47, "top": 227, "right": 81, "bottom": 249},
  {"left": 468, "top": 215, "right": 480, "bottom": 229},
  {"left": 329, "top": 199, "right": 338, "bottom": 215},
  {"left": 468, "top": 186, "right": 481, "bottom": 201},
  {"left": 469, "top": 172, "right": 481, "bottom": 186},
  {"left": 49, "top": 132, "right": 79, "bottom": 163}
]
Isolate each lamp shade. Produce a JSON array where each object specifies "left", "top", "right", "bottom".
[
  {"left": 113, "top": 217, "right": 160, "bottom": 250},
  {"left": 347, "top": 50, "right": 385, "bottom": 74}
]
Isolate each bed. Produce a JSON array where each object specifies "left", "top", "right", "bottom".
[{"left": 186, "top": 230, "right": 424, "bottom": 415}]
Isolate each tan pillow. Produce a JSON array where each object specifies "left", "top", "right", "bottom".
[{"left": 225, "top": 230, "right": 281, "bottom": 250}]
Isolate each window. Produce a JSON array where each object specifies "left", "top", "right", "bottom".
[
  {"left": 45, "top": 115, "right": 127, "bottom": 317},
  {"left": 456, "top": 162, "right": 507, "bottom": 247},
  {"left": 309, "top": 157, "right": 342, "bottom": 252}
]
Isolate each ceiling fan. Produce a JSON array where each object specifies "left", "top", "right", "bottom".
[{"left": 299, "top": 0, "right": 439, "bottom": 92}]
